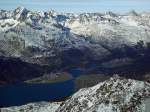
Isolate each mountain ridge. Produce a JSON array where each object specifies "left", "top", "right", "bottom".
[{"left": 0, "top": 7, "right": 150, "bottom": 83}]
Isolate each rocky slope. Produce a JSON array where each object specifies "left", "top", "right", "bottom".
[
  {"left": 1, "top": 76, "right": 150, "bottom": 112},
  {"left": 0, "top": 102, "right": 61, "bottom": 112}
]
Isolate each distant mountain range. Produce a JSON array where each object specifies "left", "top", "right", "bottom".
[{"left": 0, "top": 7, "right": 150, "bottom": 84}]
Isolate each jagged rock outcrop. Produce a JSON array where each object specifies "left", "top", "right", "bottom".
[{"left": 57, "top": 76, "right": 150, "bottom": 112}]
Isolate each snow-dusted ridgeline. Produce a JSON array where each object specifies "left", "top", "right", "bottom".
[{"left": 0, "top": 7, "right": 150, "bottom": 59}]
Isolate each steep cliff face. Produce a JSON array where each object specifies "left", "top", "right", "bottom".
[{"left": 1, "top": 76, "right": 150, "bottom": 112}]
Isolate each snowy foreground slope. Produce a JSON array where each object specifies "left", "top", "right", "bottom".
[{"left": 1, "top": 76, "right": 150, "bottom": 112}]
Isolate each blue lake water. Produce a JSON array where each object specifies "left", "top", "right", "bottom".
[
  {"left": 0, "top": 80, "right": 74, "bottom": 107},
  {"left": 69, "top": 68, "right": 84, "bottom": 77}
]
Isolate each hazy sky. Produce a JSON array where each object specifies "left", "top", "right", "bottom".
[{"left": 0, "top": 0, "right": 150, "bottom": 13}]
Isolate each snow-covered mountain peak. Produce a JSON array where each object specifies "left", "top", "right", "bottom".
[
  {"left": 127, "top": 10, "right": 139, "bottom": 17},
  {"left": 105, "top": 11, "right": 118, "bottom": 18},
  {"left": 13, "top": 6, "right": 28, "bottom": 20}
]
